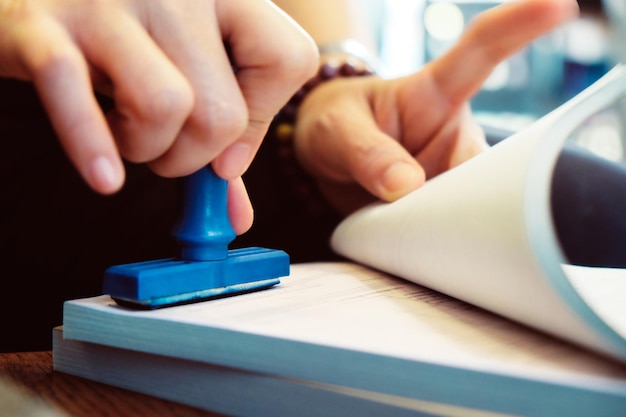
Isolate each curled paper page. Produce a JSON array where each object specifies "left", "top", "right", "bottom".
[{"left": 331, "top": 65, "right": 626, "bottom": 362}]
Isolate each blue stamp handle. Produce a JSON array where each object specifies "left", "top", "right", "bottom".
[
  {"left": 103, "top": 164, "right": 289, "bottom": 308},
  {"left": 174, "top": 165, "right": 236, "bottom": 261}
]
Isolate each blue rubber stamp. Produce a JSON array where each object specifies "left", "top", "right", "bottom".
[{"left": 103, "top": 165, "right": 289, "bottom": 309}]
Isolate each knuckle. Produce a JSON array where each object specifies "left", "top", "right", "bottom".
[
  {"left": 307, "top": 106, "right": 346, "bottom": 140},
  {"left": 10, "top": 24, "right": 86, "bottom": 83},
  {"left": 28, "top": 42, "right": 84, "bottom": 81},
  {"left": 270, "top": 36, "right": 319, "bottom": 86},
  {"left": 113, "top": 87, "right": 193, "bottom": 163},
  {"left": 195, "top": 96, "right": 248, "bottom": 141},
  {"left": 142, "top": 84, "right": 194, "bottom": 125}
]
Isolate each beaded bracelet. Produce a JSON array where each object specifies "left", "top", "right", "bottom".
[
  {"left": 268, "top": 56, "right": 376, "bottom": 215},
  {"left": 274, "top": 59, "right": 376, "bottom": 140}
]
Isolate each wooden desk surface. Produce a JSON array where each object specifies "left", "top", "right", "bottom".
[{"left": 0, "top": 351, "right": 225, "bottom": 417}]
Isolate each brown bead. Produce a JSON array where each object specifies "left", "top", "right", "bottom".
[{"left": 275, "top": 123, "right": 294, "bottom": 142}]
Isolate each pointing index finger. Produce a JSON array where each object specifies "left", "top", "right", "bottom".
[{"left": 427, "top": 0, "right": 580, "bottom": 108}]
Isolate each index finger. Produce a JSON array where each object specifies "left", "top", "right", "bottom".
[
  {"left": 212, "top": 0, "right": 318, "bottom": 179},
  {"left": 9, "top": 17, "right": 125, "bottom": 194},
  {"left": 427, "top": 0, "right": 579, "bottom": 107}
]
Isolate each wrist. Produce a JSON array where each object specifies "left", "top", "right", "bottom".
[
  {"left": 277, "top": 39, "right": 377, "bottom": 134},
  {"left": 266, "top": 40, "right": 377, "bottom": 214}
]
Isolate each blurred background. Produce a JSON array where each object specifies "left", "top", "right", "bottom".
[{"left": 371, "top": 0, "right": 622, "bottom": 160}]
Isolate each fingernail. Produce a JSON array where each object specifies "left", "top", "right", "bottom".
[
  {"left": 88, "top": 156, "right": 121, "bottom": 194},
  {"left": 379, "top": 162, "right": 423, "bottom": 201},
  {"left": 217, "top": 143, "right": 252, "bottom": 179}
]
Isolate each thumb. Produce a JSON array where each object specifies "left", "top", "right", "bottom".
[
  {"left": 295, "top": 97, "right": 425, "bottom": 202},
  {"left": 227, "top": 177, "right": 254, "bottom": 235},
  {"left": 348, "top": 130, "right": 426, "bottom": 202}
]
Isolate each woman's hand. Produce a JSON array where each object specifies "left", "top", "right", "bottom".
[
  {"left": 0, "top": 0, "right": 318, "bottom": 233},
  {"left": 293, "top": 0, "right": 579, "bottom": 215}
]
